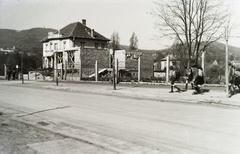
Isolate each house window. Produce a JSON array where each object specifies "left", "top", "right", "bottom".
[
  {"left": 101, "top": 43, "right": 105, "bottom": 49},
  {"left": 132, "top": 72, "right": 137, "bottom": 77},
  {"left": 50, "top": 42, "right": 52, "bottom": 50},
  {"left": 95, "top": 43, "right": 99, "bottom": 49},
  {"left": 63, "top": 41, "right": 66, "bottom": 49},
  {"left": 45, "top": 44, "right": 48, "bottom": 50},
  {"left": 57, "top": 52, "right": 63, "bottom": 64},
  {"left": 68, "top": 51, "right": 75, "bottom": 68},
  {"left": 54, "top": 43, "right": 58, "bottom": 50},
  {"left": 80, "top": 42, "right": 85, "bottom": 48}
]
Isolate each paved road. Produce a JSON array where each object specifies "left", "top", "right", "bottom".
[{"left": 1, "top": 85, "right": 240, "bottom": 153}]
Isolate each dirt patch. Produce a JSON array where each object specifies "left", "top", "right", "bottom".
[
  {"left": 1, "top": 123, "right": 9, "bottom": 127},
  {"left": 37, "top": 121, "right": 50, "bottom": 126},
  {"left": 0, "top": 116, "right": 65, "bottom": 153}
]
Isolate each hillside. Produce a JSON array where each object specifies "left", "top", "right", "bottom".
[
  {"left": 0, "top": 28, "right": 56, "bottom": 55},
  {"left": 205, "top": 42, "right": 240, "bottom": 66},
  {"left": 1, "top": 27, "right": 240, "bottom": 66}
]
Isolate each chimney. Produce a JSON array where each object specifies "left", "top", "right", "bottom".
[{"left": 82, "top": 19, "right": 86, "bottom": 26}]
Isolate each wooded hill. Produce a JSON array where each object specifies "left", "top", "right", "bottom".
[
  {"left": 0, "top": 28, "right": 240, "bottom": 70},
  {"left": 0, "top": 28, "right": 56, "bottom": 55}
]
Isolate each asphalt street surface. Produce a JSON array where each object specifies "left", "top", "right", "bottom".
[{"left": 0, "top": 83, "right": 240, "bottom": 153}]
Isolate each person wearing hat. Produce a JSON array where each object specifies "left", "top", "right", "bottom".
[
  {"left": 169, "top": 65, "right": 181, "bottom": 93},
  {"left": 192, "top": 65, "right": 204, "bottom": 94},
  {"left": 184, "top": 66, "right": 194, "bottom": 90}
]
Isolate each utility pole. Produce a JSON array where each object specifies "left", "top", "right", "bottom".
[
  {"left": 225, "top": 28, "right": 229, "bottom": 98},
  {"left": 113, "top": 49, "right": 116, "bottom": 90}
]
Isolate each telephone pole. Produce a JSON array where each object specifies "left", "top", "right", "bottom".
[
  {"left": 225, "top": 28, "right": 229, "bottom": 98},
  {"left": 113, "top": 49, "right": 116, "bottom": 90}
]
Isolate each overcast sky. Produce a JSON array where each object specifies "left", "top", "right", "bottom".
[{"left": 0, "top": 0, "right": 240, "bottom": 50}]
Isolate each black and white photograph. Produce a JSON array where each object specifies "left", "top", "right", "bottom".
[{"left": 1, "top": 0, "right": 240, "bottom": 153}]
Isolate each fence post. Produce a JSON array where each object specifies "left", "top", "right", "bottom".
[
  {"left": 166, "top": 55, "right": 170, "bottom": 84},
  {"left": 138, "top": 56, "right": 141, "bottom": 82},
  {"left": 61, "top": 63, "right": 63, "bottom": 80},
  {"left": 202, "top": 51, "right": 205, "bottom": 76},
  {"left": 64, "top": 60, "right": 67, "bottom": 80},
  {"left": 79, "top": 60, "right": 82, "bottom": 81},
  {"left": 4, "top": 64, "right": 7, "bottom": 79},
  {"left": 54, "top": 52, "right": 58, "bottom": 86},
  {"left": 95, "top": 60, "right": 98, "bottom": 82},
  {"left": 21, "top": 53, "right": 24, "bottom": 84},
  {"left": 115, "top": 59, "right": 118, "bottom": 84}
]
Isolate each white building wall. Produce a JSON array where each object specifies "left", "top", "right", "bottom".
[
  {"left": 75, "top": 48, "right": 80, "bottom": 64},
  {"left": 115, "top": 50, "right": 126, "bottom": 69}
]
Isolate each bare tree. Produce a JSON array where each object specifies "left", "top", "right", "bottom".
[
  {"left": 152, "top": 0, "right": 230, "bottom": 66},
  {"left": 129, "top": 32, "right": 138, "bottom": 51}
]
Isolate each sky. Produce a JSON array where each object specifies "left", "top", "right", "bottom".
[{"left": 0, "top": 0, "right": 240, "bottom": 50}]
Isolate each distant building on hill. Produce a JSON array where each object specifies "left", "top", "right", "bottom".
[{"left": 0, "top": 46, "right": 15, "bottom": 53}]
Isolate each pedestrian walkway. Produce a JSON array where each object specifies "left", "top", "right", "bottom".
[{"left": 1, "top": 80, "right": 240, "bottom": 108}]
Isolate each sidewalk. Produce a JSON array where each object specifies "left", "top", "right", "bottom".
[{"left": 1, "top": 80, "right": 240, "bottom": 108}]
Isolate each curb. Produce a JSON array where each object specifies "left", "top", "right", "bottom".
[{"left": 5, "top": 80, "right": 240, "bottom": 109}]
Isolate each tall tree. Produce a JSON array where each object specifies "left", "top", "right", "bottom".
[
  {"left": 110, "top": 31, "right": 120, "bottom": 50},
  {"left": 152, "top": 0, "right": 229, "bottom": 66},
  {"left": 129, "top": 32, "right": 138, "bottom": 50}
]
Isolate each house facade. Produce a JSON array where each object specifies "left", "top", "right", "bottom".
[{"left": 41, "top": 19, "right": 110, "bottom": 80}]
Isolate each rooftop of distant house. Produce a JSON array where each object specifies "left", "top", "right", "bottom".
[{"left": 0, "top": 46, "right": 15, "bottom": 53}]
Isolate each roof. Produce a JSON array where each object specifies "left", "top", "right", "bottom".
[{"left": 41, "top": 22, "right": 110, "bottom": 42}]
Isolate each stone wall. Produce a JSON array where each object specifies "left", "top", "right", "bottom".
[
  {"left": 81, "top": 48, "right": 110, "bottom": 77},
  {"left": 125, "top": 51, "right": 153, "bottom": 79},
  {"left": 141, "top": 52, "right": 154, "bottom": 78}
]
